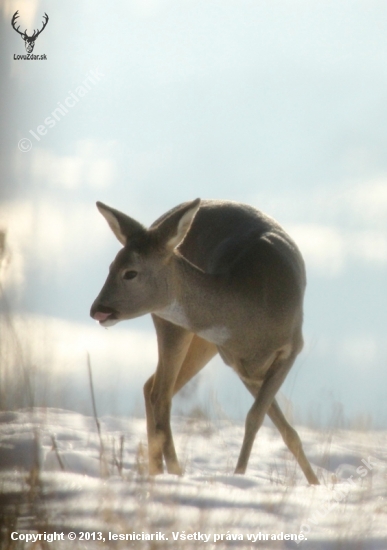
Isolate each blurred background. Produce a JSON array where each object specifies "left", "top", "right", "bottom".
[{"left": 1, "top": 0, "right": 386, "bottom": 427}]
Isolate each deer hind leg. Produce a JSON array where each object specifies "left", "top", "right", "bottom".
[
  {"left": 235, "top": 351, "right": 296, "bottom": 475},
  {"left": 267, "top": 399, "right": 319, "bottom": 485},
  {"left": 144, "top": 316, "right": 194, "bottom": 475}
]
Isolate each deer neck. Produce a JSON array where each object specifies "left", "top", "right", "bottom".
[{"left": 155, "top": 253, "right": 230, "bottom": 344}]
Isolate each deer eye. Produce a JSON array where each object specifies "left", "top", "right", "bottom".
[{"left": 123, "top": 270, "right": 138, "bottom": 280}]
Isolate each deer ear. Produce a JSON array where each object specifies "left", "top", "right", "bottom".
[
  {"left": 154, "top": 198, "right": 201, "bottom": 251},
  {"left": 96, "top": 202, "right": 145, "bottom": 245}
]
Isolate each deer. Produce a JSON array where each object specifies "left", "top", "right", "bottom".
[
  {"left": 90, "top": 199, "right": 319, "bottom": 484},
  {"left": 11, "top": 11, "right": 49, "bottom": 54}
]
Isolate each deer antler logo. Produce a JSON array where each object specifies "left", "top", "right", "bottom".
[{"left": 11, "top": 10, "right": 49, "bottom": 54}]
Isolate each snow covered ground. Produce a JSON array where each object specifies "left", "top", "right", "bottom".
[{"left": 0, "top": 408, "right": 386, "bottom": 549}]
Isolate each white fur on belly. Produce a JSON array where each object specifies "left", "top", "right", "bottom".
[
  {"left": 155, "top": 301, "right": 230, "bottom": 345},
  {"left": 197, "top": 326, "right": 230, "bottom": 345}
]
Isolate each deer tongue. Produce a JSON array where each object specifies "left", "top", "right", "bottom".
[{"left": 93, "top": 311, "right": 112, "bottom": 322}]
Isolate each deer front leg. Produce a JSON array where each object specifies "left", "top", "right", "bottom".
[
  {"left": 173, "top": 335, "right": 217, "bottom": 395},
  {"left": 144, "top": 316, "right": 193, "bottom": 475},
  {"left": 143, "top": 374, "right": 163, "bottom": 474},
  {"left": 235, "top": 353, "right": 294, "bottom": 475}
]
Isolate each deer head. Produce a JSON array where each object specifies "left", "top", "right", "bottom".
[
  {"left": 90, "top": 199, "right": 201, "bottom": 326},
  {"left": 11, "top": 11, "right": 49, "bottom": 54}
]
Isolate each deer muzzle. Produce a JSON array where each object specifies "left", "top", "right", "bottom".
[{"left": 90, "top": 303, "right": 119, "bottom": 326}]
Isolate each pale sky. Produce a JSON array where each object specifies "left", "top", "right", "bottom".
[{"left": 1, "top": 0, "right": 387, "bottom": 426}]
